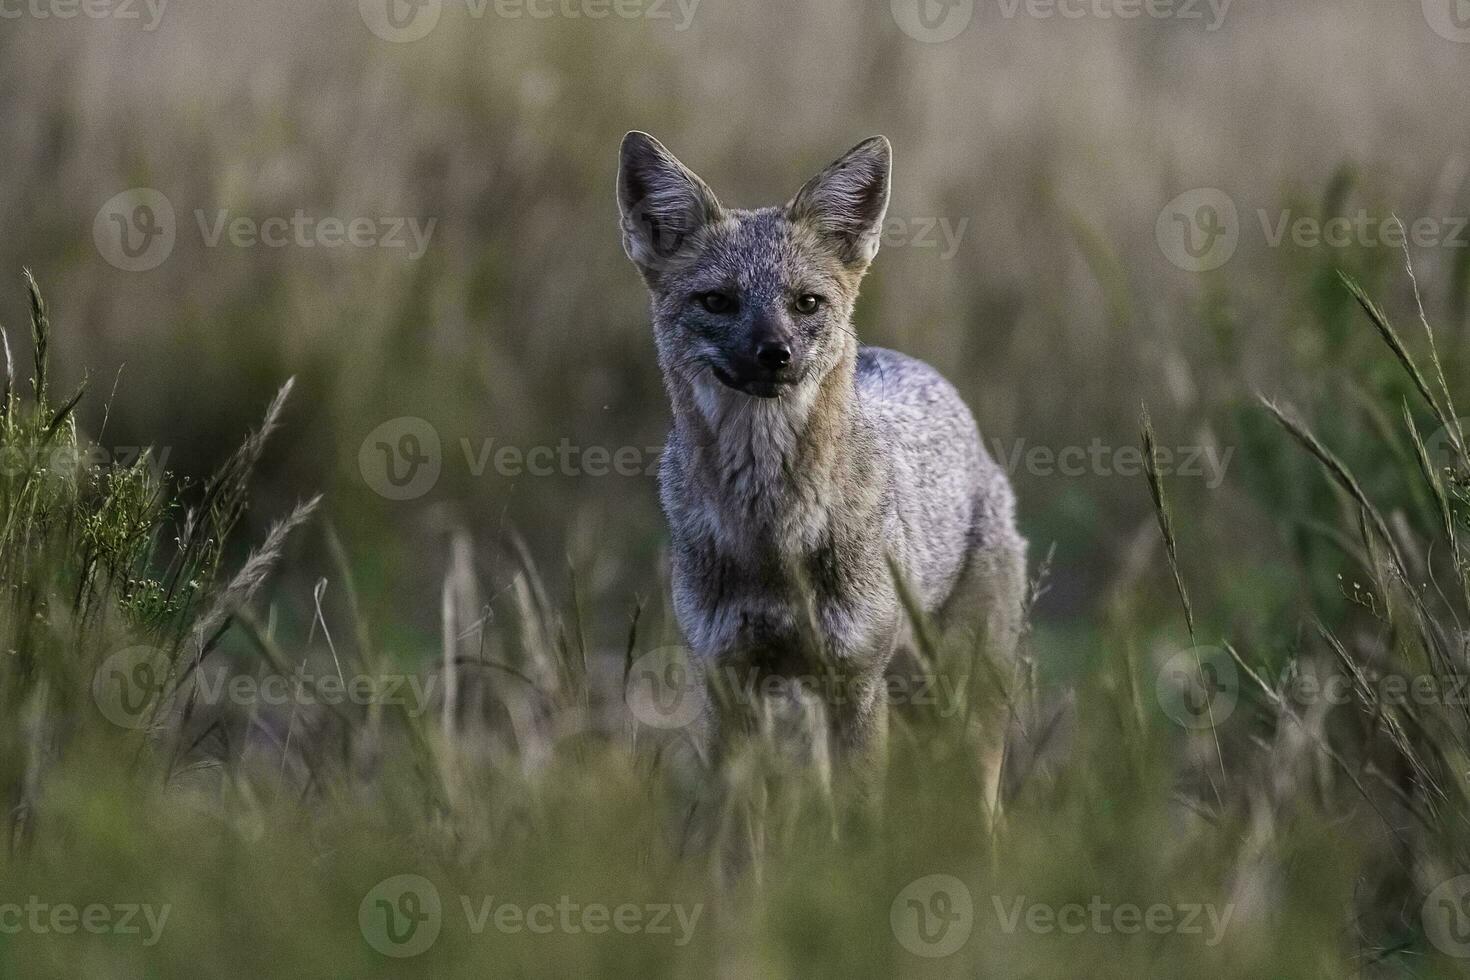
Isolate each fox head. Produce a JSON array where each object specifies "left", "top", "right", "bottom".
[{"left": 617, "top": 132, "right": 891, "bottom": 401}]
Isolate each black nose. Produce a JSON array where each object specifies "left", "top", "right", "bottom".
[{"left": 756, "top": 341, "right": 792, "bottom": 371}]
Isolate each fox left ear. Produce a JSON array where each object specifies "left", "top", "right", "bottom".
[
  {"left": 786, "top": 136, "right": 892, "bottom": 269},
  {"left": 618, "top": 131, "right": 724, "bottom": 282}
]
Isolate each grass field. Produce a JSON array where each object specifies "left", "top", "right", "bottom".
[{"left": 4, "top": 1, "right": 1470, "bottom": 976}]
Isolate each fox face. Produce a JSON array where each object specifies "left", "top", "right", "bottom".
[{"left": 617, "top": 133, "right": 891, "bottom": 401}]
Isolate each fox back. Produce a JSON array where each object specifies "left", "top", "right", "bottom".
[{"left": 617, "top": 132, "right": 1026, "bottom": 757}]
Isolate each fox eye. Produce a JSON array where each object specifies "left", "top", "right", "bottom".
[
  {"left": 696, "top": 292, "right": 736, "bottom": 315},
  {"left": 794, "top": 294, "right": 824, "bottom": 315}
]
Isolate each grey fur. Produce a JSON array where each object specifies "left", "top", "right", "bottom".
[{"left": 617, "top": 132, "right": 1027, "bottom": 758}]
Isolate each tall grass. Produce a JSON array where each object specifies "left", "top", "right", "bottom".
[
  {"left": 5, "top": 2, "right": 1468, "bottom": 639},
  {"left": 2, "top": 271, "right": 1470, "bottom": 977},
  {"left": 0, "top": 273, "right": 318, "bottom": 848},
  {"left": 1141, "top": 254, "right": 1470, "bottom": 973}
]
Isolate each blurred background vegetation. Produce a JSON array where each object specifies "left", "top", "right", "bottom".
[
  {"left": 1, "top": 0, "right": 1465, "bottom": 651},
  {"left": 3, "top": 0, "right": 1470, "bottom": 975}
]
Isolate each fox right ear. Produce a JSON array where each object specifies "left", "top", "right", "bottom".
[
  {"left": 617, "top": 132, "right": 723, "bottom": 279},
  {"left": 787, "top": 136, "right": 892, "bottom": 269}
]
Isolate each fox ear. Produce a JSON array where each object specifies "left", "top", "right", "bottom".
[
  {"left": 787, "top": 136, "right": 892, "bottom": 269},
  {"left": 617, "top": 132, "right": 723, "bottom": 278}
]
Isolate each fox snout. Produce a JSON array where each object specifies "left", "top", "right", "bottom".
[{"left": 710, "top": 311, "right": 802, "bottom": 398}]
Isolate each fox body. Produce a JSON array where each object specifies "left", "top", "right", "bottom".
[{"left": 617, "top": 132, "right": 1026, "bottom": 755}]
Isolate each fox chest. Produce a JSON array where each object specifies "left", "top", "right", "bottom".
[{"left": 669, "top": 527, "right": 895, "bottom": 669}]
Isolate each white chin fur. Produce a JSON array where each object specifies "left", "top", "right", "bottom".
[{"left": 693, "top": 370, "right": 816, "bottom": 429}]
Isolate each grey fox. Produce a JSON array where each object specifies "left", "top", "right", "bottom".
[{"left": 617, "top": 132, "right": 1027, "bottom": 773}]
